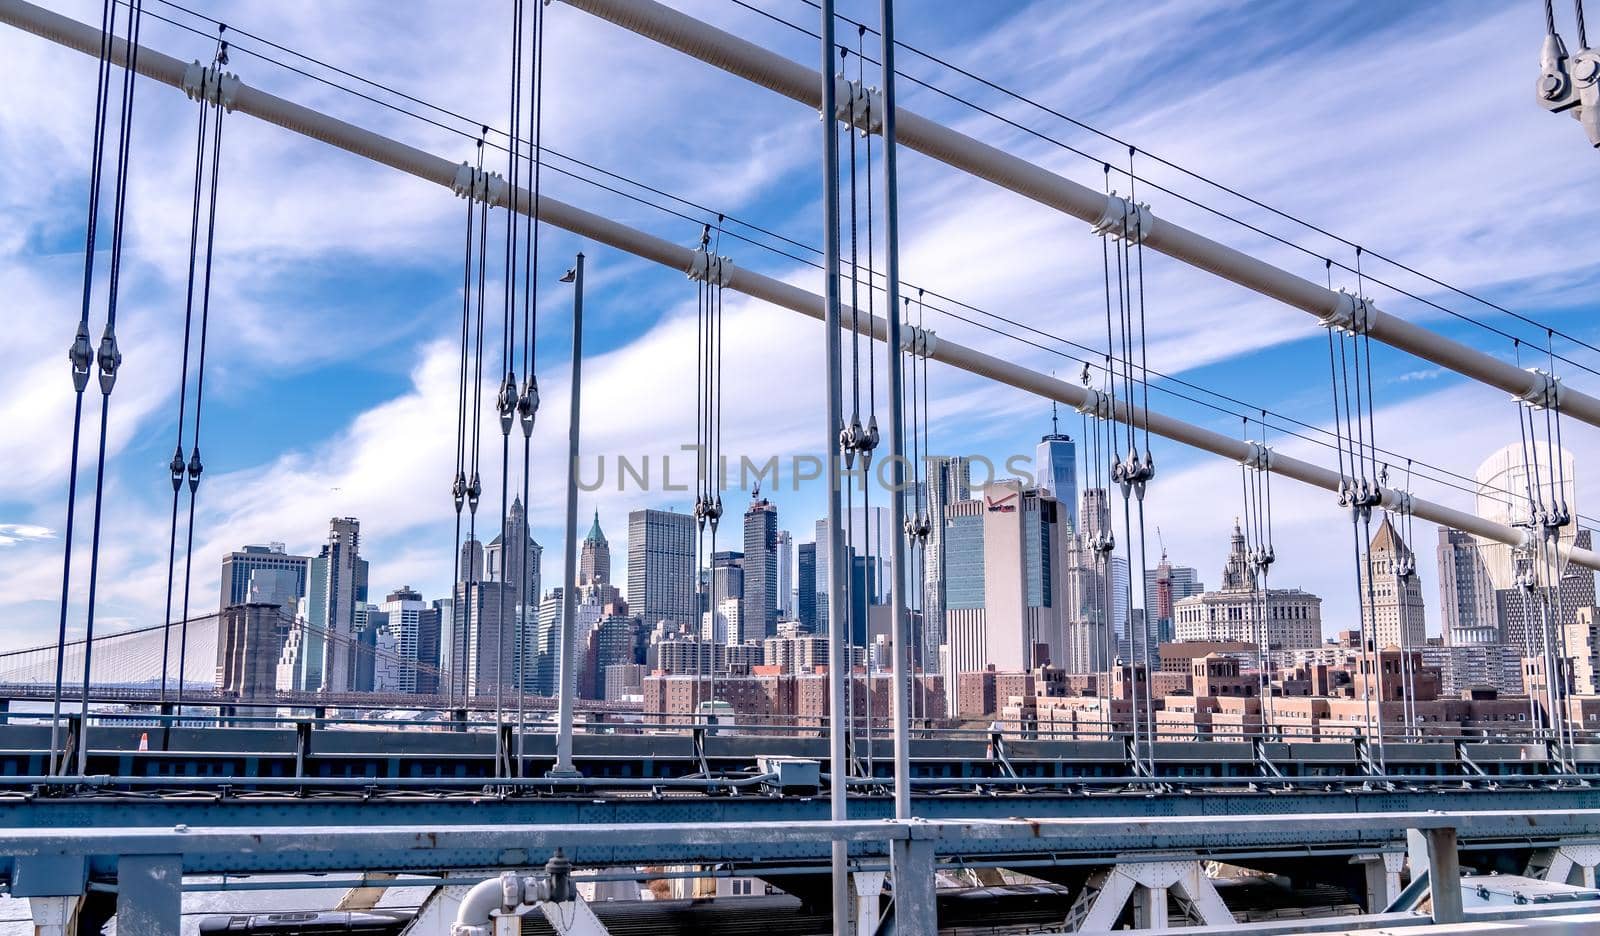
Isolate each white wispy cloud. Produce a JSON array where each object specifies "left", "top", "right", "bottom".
[
  {"left": 0, "top": 524, "right": 53, "bottom": 547},
  {"left": 3, "top": 0, "right": 1598, "bottom": 651}
]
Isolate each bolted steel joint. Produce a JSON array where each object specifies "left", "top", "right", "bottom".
[
  {"left": 1319, "top": 289, "right": 1373, "bottom": 335},
  {"left": 1073, "top": 387, "right": 1111, "bottom": 420},
  {"left": 96, "top": 325, "right": 121, "bottom": 395},
  {"left": 467, "top": 472, "right": 482, "bottom": 513},
  {"left": 1242, "top": 440, "right": 1272, "bottom": 472},
  {"left": 1539, "top": 32, "right": 1574, "bottom": 107},
  {"left": 68, "top": 322, "right": 93, "bottom": 392},
  {"left": 1518, "top": 367, "right": 1562, "bottom": 410},
  {"left": 1091, "top": 192, "right": 1153, "bottom": 244},
  {"left": 186, "top": 449, "right": 204, "bottom": 493},
  {"left": 497, "top": 374, "right": 518, "bottom": 434},
  {"left": 169, "top": 448, "right": 186, "bottom": 492},
  {"left": 518, "top": 374, "right": 539, "bottom": 437},
  {"left": 499, "top": 871, "right": 521, "bottom": 913},
  {"left": 685, "top": 247, "right": 735, "bottom": 286},
  {"left": 450, "top": 163, "right": 508, "bottom": 206}
]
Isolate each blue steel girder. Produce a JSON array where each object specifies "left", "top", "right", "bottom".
[{"left": 1, "top": 793, "right": 1599, "bottom": 878}]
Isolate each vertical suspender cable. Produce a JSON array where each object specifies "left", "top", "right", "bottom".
[
  {"left": 693, "top": 228, "right": 707, "bottom": 700},
  {"left": 176, "top": 40, "right": 226, "bottom": 718},
  {"left": 76, "top": 0, "right": 141, "bottom": 777},
  {"left": 158, "top": 77, "right": 208, "bottom": 705},
  {"left": 1257, "top": 419, "right": 1277, "bottom": 734},
  {"left": 841, "top": 43, "right": 860, "bottom": 768},
  {"left": 448, "top": 138, "right": 483, "bottom": 711},
  {"left": 856, "top": 27, "right": 881, "bottom": 775},
  {"left": 1127, "top": 149, "right": 1157, "bottom": 773},
  {"left": 1514, "top": 363, "right": 1543, "bottom": 735},
  {"left": 50, "top": 0, "right": 119, "bottom": 778},
  {"left": 465, "top": 139, "right": 490, "bottom": 707},
  {"left": 492, "top": 0, "right": 527, "bottom": 776},
  {"left": 515, "top": 0, "right": 547, "bottom": 771}
]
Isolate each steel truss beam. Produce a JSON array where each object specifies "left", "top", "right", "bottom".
[
  {"left": 556, "top": 0, "right": 1600, "bottom": 430},
  {"left": 2, "top": 0, "right": 1595, "bottom": 571},
  {"left": 2, "top": 808, "right": 1600, "bottom": 877}
]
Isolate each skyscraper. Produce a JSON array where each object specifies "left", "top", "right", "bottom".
[
  {"left": 485, "top": 497, "right": 540, "bottom": 612},
  {"left": 1437, "top": 528, "right": 1499, "bottom": 646},
  {"left": 923, "top": 455, "right": 972, "bottom": 661},
  {"left": 458, "top": 537, "right": 484, "bottom": 584},
  {"left": 1080, "top": 487, "right": 1111, "bottom": 540},
  {"left": 580, "top": 510, "right": 611, "bottom": 587},
  {"left": 219, "top": 544, "right": 308, "bottom": 614},
  {"left": 1035, "top": 411, "right": 1077, "bottom": 532},
  {"left": 455, "top": 579, "right": 518, "bottom": 698},
  {"left": 287, "top": 518, "right": 368, "bottom": 693},
  {"left": 709, "top": 550, "right": 744, "bottom": 642},
  {"left": 942, "top": 481, "right": 1066, "bottom": 691},
  {"left": 1145, "top": 552, "right": 1203, "bottom": 646},
  {"left": 742, "top": 493, "right": 779, "bottom": 641},
  {"left": 379, "top": 586, "right": 440, "bottom": 695},
  {"left": 627, "top": 508, "right": 697, "bottom": 630},
  {"left": 1109, "top": 555, "right": 1130, "bottom": 653},
  {"left": 815, "top": 510, "right": 889, "bottom": 642},
  {"left": 797, "top": 542, "right": 818, "bottom": 632},
  {"left": 1362, "top": 515, "right": 1426, "bottom": 652},
  {"left": 775, "top": 530, "right": 793, "bottom": 619}
]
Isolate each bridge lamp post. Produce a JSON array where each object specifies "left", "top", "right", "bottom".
[{"left": 550, "top": 255, "right": 584, "bottom": 779}]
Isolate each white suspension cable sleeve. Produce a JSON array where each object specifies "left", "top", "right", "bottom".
[
  {"left": 552, "top": 0, "right": 1600, "bottom": 430},
  {"left": 7, "top": 0, "right": 1595, "bottom": 571}
]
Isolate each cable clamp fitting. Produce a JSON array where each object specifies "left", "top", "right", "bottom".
[
  {"left": 1382, "top": 488, "right": 1414, "bottom": 516},
  {"left": 1091, "top": 192, "right": 1153, "bottom": 245},
  {"left": 899, "top": 323, "right": 938, "bottom": 359},
  {"left": 451, "top": 163, "right": 508, "bottom": 206},
  {"left": 1318, "top": 289, "right": 1373, "bottom": 335},
  {"left": 1241, "top": 441, "right": 1272, "bottom": 471},
  {"left": 1518, "top": 367, "right": 1562, "bottom": 410},
  {"left": 1073, "top": 387, "right": 1112, "bottom": 419},
  {"left": 685, "top": 248, "right": 734, "bottom": 286},
  {"left": 181, "top": 60, "right": 241, "bottom": 111},
  {"left": 829, "top": 75, "right": 884, "bottom": 134}
]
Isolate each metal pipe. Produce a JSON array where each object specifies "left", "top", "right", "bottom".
[
  {"left": 553, "top": 0, "right": 1600, "bottom": 430},
  {"left": 552, "top": 254, "right": 584, "bottom": 778},
  {"left": 877, "top": 0, "right": 911, "bottom": 825},
  {"left": 453, "top": 875, "right": 507, "bottom": 934},
  {"left": 817, "top": 2, "right": 850, "bottom": 932},
  {"left": 6, "top": 0, "right": 1594, "bottom": 573}
]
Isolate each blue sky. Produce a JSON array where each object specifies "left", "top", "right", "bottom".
[{"left": 3, "top": 0, "right": 1600, "bottom": 653}]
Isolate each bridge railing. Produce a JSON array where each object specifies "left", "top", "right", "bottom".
[{"left": 3, "top": 699, "right": 1588, "bottom": 749}]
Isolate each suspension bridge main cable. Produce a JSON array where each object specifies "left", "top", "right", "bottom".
[
  {"left": 761, "top": 0, "right": 1600, "bottom": 375},
  {"left": 108, "top": 0, "right": 1600, "bottom": 536},
  {"left": 20, "top": 0, "right": 1600, "bottom": 623},
  {"left": 104, "top": 0, "right": 1600, "bottom": 555},
  {"left": 558, "top": 0, "right": 1600, "bottom": 420}
]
